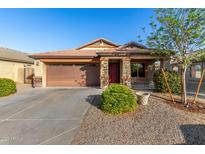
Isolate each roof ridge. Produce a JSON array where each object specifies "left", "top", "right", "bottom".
[
  {"left": 76, "top": 37, "right": 119, "bottom": 50},
  {"left": 117, "top": 41, "right": 147, "bottom": 50},
  {"left": 0, "top": 47, "right": 30, "bottom": 54}
]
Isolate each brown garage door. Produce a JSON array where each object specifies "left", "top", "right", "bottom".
[{"left": 46, "top": 64, "right": 100, "bottom": 87}]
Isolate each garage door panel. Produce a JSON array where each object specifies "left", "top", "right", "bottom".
[
  {"left": 46, "top": 80, "right": 86, "bottom": 87},
  {"left": 85, "top": 65, "right": 100, "bottom": 86},
  {"left": 46, "top": 64, "right": 99, "bottom": 87}
]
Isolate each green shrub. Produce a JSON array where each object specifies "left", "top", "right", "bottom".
[
  {"left": 153, "top": 70, "right": 181, "bottom": 94},
  {"left": 101, "top": 84, "right": 138, "bottom": 115},
  {"left": 0, "top": 78, "right": 16, "bottom": 97}
]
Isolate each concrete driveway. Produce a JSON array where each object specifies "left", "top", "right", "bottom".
[{"left": 0, "top": 87, "right": 101, "bottom": 144}]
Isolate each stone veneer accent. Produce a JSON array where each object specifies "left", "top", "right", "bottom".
[
  {"left": 122, "top": 57, "right": 131, "bottom": 87},
  {"left": 146, "top": 60, "right": 155, "bottom": 84},
  {"left": 100, "top": 57, "right": 109, "bottom": 89}
]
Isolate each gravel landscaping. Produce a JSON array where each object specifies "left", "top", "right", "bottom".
[{"left": 72, "top": 96, "right": 205, "bottom": 145}]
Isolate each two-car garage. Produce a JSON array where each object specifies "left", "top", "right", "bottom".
[
  {"left": 46, "top": 63, "right": 100, "bottom": 87},
  {"left": 31, "top": 38, "right": 122, "bottom": 88}
]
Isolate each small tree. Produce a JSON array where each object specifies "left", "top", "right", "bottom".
[{"left": 139, "top": 9, "right": 205, "bottom": 106}]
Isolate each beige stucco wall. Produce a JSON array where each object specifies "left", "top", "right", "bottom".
[
  {"left": 0, "top": 60, "right": 33, "bottom": 83},
  {"left": 34, "top": 60, "right": 46, "bottom": 87}
]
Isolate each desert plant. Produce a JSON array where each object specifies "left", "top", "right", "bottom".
[
  {"left": 101, "top": 84, "right": 137, "bottom": 115},
  {"left": 0, "top": 78, "right": 16, "bottom": 97},
  {"left": 153, "top": 70, "right": 181, "bottom": 94}
]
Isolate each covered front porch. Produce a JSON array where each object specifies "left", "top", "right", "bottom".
[{"left": 99, "top": 56, "right": 164, "bottom": 89}]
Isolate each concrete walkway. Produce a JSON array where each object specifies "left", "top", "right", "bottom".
[
  {"left": 0, "top": 87, "right": 101, "bottom": 144},
  {"left": 187, "top": 92, "right": 205, "bottom": 99}
]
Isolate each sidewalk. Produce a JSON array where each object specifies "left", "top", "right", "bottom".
[{"left": 187, "top": 92, "right": 205, "bottom": 99}]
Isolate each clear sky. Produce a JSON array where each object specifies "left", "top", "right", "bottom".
[{"left": 0, "top": 9, "right": 155, "bottom": 53}]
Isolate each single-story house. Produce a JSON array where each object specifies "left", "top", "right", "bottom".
[
  {"left": 31, "top": 38, "right": 165, "bottom": 88},
  {"left": 168, "top": 59, "right": 205, "bottom": 93},
  {"left": 0, "top": 47, "right": 34, "bottom": 84}
]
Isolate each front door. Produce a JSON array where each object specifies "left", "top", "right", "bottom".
[{"left": 109, "top": 62, "right": 120, "bottom": 83}]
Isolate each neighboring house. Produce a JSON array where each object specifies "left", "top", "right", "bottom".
[
  {"left": 0, "top": 47, "right": 34, "bottom": 84},
  {"left": 186, "top": 60, "right": 205, "bottom": 93},
  {"left": 31, "top": 38, "right": 165, "bottom": 88},
  {"left": 166, "top": 57, "right": 205, "bottom": 94}
]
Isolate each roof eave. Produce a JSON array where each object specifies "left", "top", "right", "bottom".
[
  {"left": 97, "top": 50, "right": 153, "bottom": 55},
  {"left": 0, "top": 57, "right": 34, "bottom": 64}
]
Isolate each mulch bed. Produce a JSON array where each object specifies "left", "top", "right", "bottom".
[{"left": 151, "top": 93, "right": 205, "bottom": 114}]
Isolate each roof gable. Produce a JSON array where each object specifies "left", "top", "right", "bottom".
[
  {"left": 77, "top": 38, "right": 119, "bottom": 50},
  {"left": 30, "top": 39, "right": 151, "bottom": 59},
  {"left": 117, "top": 42, "right": 147, "bottom": 51}
]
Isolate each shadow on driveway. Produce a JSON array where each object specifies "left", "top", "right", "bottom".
[
  {"left": 86, "top": 94, "right": 101, "bottom": 109},
  {"left": 180, "top": 124, "right": 205, "bottom": 145}
]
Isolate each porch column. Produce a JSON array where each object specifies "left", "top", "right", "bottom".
[
  {"left": 122, "top": 57, "right": 131, "bottom": 88},
  {"left": 100, "top": 57, "right": 109, "bottom": 89},
  {"left": 146, "top": 60, "right": 155, "bottom": 85}
]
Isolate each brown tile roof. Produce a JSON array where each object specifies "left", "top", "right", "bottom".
[
  {"left": 30, "top": 49, "right": 98, "bottom": 58},
  {"left": 31, "top": 46, "right": 154, "bottom": 59},
  {"left": 30, "top": 38, "right": 153, "bottom": 59},
  {"left": 0, "top": 47, "right": 34, "bottom": 64},
  {"left": 117, "top": 41, "right": 147, "bottom": 50}
]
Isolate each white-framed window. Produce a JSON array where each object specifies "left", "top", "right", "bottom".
[{"left": 191, "top": 64, "right": 202, "bottom": 79}]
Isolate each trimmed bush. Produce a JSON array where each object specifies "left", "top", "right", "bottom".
[
  {"left": 101, "top": 84, "right": 138, "bottom": 115},
  {"left": 0, "top": 78, "right": 16, "bottom": 97},
  {"left": 153, "top": 70, "right": 181, "bottom": 94}
]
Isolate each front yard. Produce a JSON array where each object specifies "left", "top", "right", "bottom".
[{"left": 72, "top": 95, "right": 205, "bottom": 145}]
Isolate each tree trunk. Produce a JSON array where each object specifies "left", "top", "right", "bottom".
[{"left": 182, "top": 65, "right": 188, "bottom": 106}]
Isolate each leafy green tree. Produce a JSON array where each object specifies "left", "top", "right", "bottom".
[{"left": 140, "top": 9, "right": 205, "bottom": 106}]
